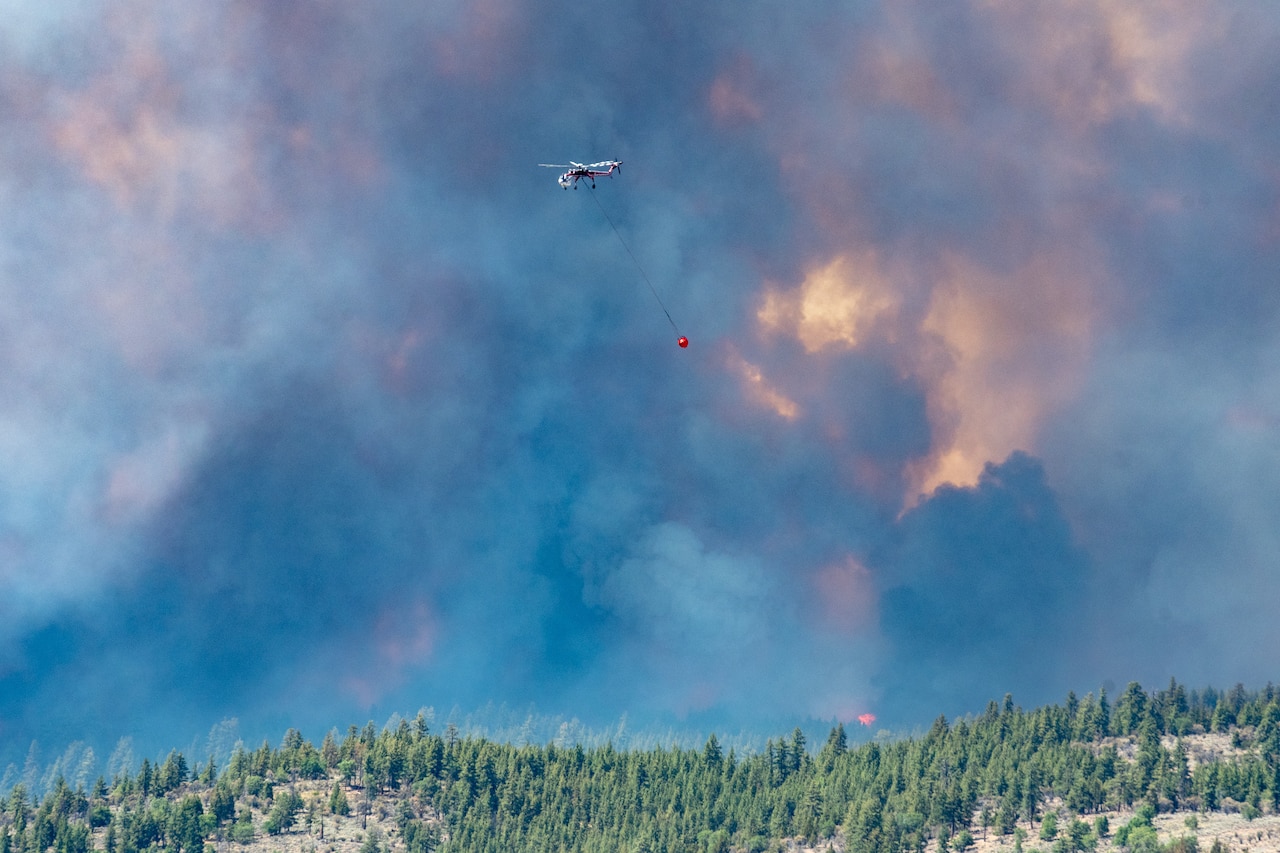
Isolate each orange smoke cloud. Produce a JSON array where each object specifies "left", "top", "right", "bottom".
[
  {"left": 813, "top": 556, "right": 877, "bottom": 636},
  {"left": 341, "top": 599, "right": 438, "bottom": 707},
  {"left": 708, "top": 58, "right": 764, "bottom": 125},
  {"left": 49, "top": 44, "right": 280, "bottom": 230},
  {"left": 428, "top": 0, "right": 520, "bottom": 83},
  {"left": 375, "top": 599, "right": 438, "bottom": 669},
  {"left": 738, "top": 2, "right": 1213, "bottom": 503},
  {"left": 757, "top": 252, "right": 899, "bottom": 353},
  {"left": 858, "top": 712, "right": 877, "bottom": 727},
  {"left": 907, "top": 250, "right": 1096, "bottom": 497},
  {"left": 868, "top": 1, "right": 1214, "bottom": 129},
  {"left": 46, "top": 6, "right": 385, "bottom": 231},
  {"left": 729, "top": 349, "right": 800, "bottom": 419},
  {"left": 857, "top": 6, "right": 957, "bottom": 123},
  {"left": 753, "top": 244, "right": 1099, "bottom": 503}
]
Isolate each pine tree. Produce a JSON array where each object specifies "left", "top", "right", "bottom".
[
  {"left": 210, "top": 779, "right": 235, "bottom": 824},
  {"left": 156, "top": 750, "right": 188, "bottom": 794},
  {"left": 136, "top": 759, "right": 152, "bottom": 798},
  {"left": 263, "top": 789, "right": 302, "bottom": 835},
  {"left": 169, "top": 795, "right": 205, "bottom": 853},
  {"left": 329, "top": 781, "right": 350, "bottom": 816},
  {"left": 703, "top": 735, "right": 723, "bottom": 768},
  {"left": 826, "top": 724, "right": 848, "bottom": 756}
]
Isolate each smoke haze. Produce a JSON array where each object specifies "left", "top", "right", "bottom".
[{"left": 3, "top": 0, "right": 1280, "bottom": 768}]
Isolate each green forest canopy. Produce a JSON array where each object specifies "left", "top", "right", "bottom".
[{"left": 3, "top": 680, "right": 1280, "bottom": 853}]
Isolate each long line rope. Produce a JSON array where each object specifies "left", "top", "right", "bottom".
[{"left": 589, "top": 186, "right": 682, "bottom": 339}]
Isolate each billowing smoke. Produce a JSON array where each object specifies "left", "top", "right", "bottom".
[{"left": 4, "top": 0, "right": 1280, "bottom": 769}]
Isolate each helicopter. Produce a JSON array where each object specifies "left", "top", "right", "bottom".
[
  {"left": 539, "top": 159, "right": 622, "bottom": 189},
  {"left": 538, "top": 158, "right": 688, "bottom": 348}
]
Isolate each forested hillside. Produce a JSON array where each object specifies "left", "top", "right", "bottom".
[{"left": 3, "top": 681, "right": 1280, "bottom": 853}]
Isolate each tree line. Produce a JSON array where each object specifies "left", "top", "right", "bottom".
[{"left": 2, "top": 680, "right": 1279, "bottom": 853}]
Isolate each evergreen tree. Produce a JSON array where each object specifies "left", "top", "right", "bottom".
[
  {"left": 210, "top": 779, "right": 235, "bottom": 824},
  {"left": 156, "top": 750, "right": 188, "bottom": 794},
  {"left": 321, "top": 729, "right": 340, "bottom": 770},
  {"left": 1039, "top": 811, "right": 1058, "bottom": 841},
  {"left": 19, "top": 681, "right": 1280, "bottom": 853},
  {"left": 1114, "top": 683, "right": 1151, "bottom": 736},
  {"left": 703, "top": 735, "right": 723, "bottom": 768},
  {"left": 821, "top": 723, "right": 849, "bottom": 771},
  {"left": 263, "top": 789, "right": 303, "bottom": 835},
  {"left": 8, "top": 785, "right": 29, "bottom": 834},
  {"left": 329, "top": 781, "right": 350, "bottom": 816},
  {"left": 790, "top": 727, "right": 808, "bottom": 774},
  {"left": 136, "top": 759, "right": 152, "bottom": 798},
  {"left": 168, "top": 795, "right": 205, "bottom": 853}
]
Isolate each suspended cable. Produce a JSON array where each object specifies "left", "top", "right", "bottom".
[{"left": 589, "top": 187, "right": 688, "bottom": 348}]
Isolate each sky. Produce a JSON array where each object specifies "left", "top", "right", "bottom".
[{"left": 3, "top": 0, "right": 1280, "bottom": 772}]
